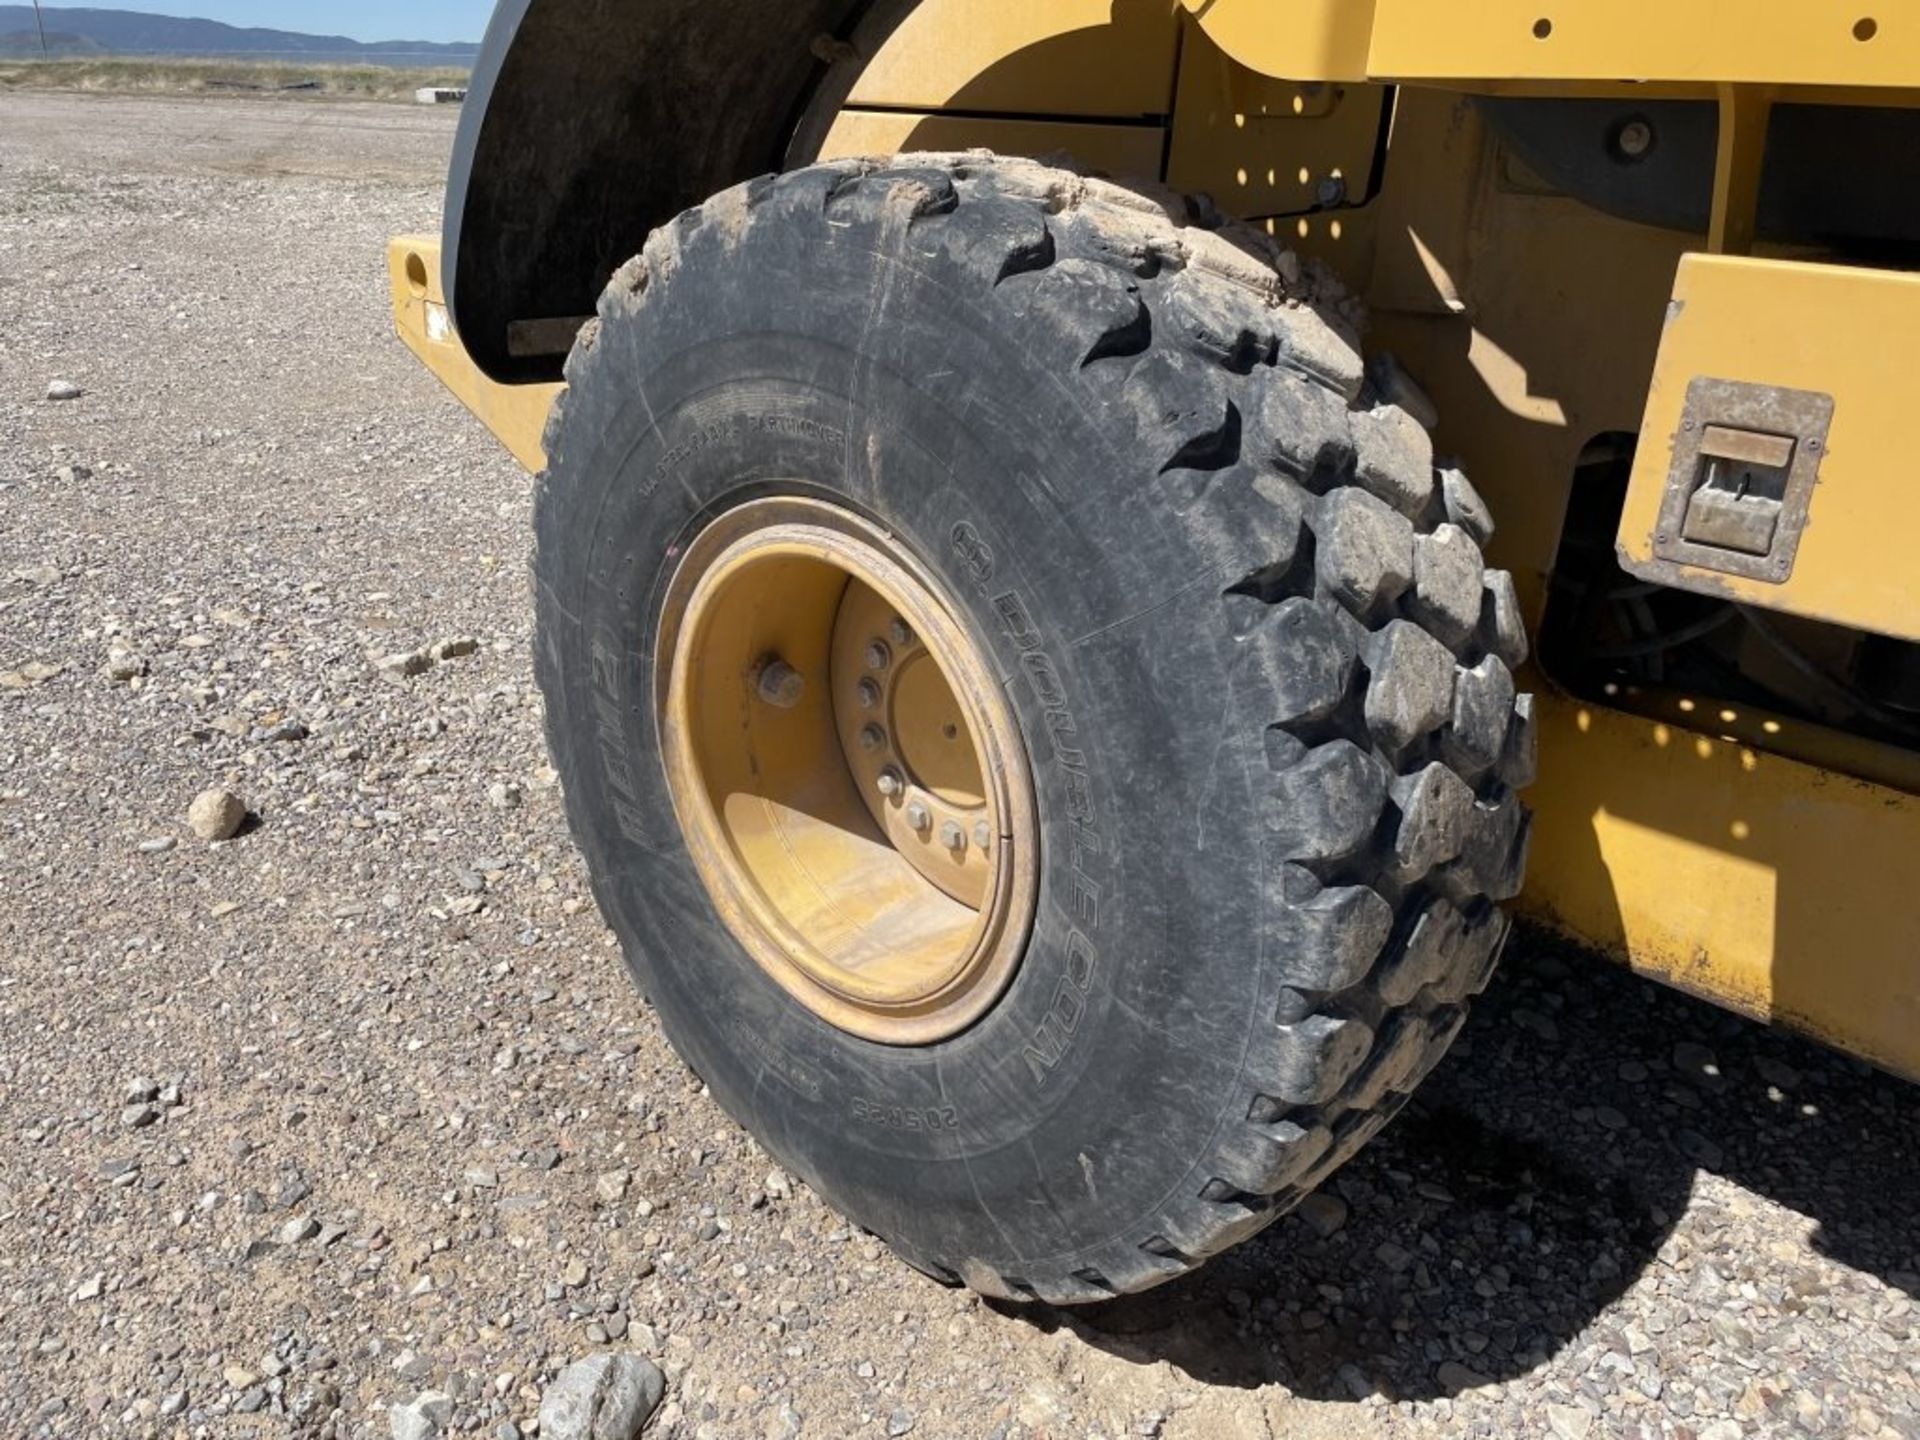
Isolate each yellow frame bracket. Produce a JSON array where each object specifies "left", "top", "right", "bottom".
[
  {"left": 387, "top": 235, "right": 562, "bottom": 472},
  {"left": 1708, "top": 85, "right": 1774, "bottom": 255}
]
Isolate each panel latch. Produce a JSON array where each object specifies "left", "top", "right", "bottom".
[
  {"left": 1679, "top": 425, "right": 1794, "bottom": 556},
  {"left": 1648, "top": 378, "right": 1833, "bottom": 585}
]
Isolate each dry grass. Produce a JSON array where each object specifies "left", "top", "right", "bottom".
[{"left": 0, "top": 56, "right": 469, "bottom": 102}]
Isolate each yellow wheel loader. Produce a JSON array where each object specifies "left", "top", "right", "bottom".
[{"left": 390, "top": 0, "right": 1920, "bottom": 1303}]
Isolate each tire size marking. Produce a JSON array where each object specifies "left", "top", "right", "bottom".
[
  {"left": 852, "top": 1097, "right": 959, "bottom": 1132},
  {"left": 743, "top": 1026, "right": 825, "bottom": 1102},
  {"left": 590, "top": 629, "right": 652, "bottom": 845},
  {"left": 949, "top": 523, "right": 1105, "bottom": 1088},
  {"left": 650, "top": 414, "right": 845, "bottom": 497}
]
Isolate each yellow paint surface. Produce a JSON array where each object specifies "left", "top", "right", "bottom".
[
  {"left": 1178, "top": 0, "right": 1377, "bottom": 83},
  {"left": 1524, "top": 690, "right": 1920, "bottom": 1081},
  {"left": 1185, "top": 0, "right": 1917, "bottom": 88},
  {"left": 1165, "top": 23, "right": 1388, "bottom": 217},
  {"left": 1367, "top": 0, "right": 1919, "bottom": 88},
  {"left": 850, "top": 0, "right": 1181, "bottom": 117}
]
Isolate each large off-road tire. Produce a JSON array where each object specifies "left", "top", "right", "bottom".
[{"left": 533, "top": 152, "right": 1534, "bottom": 1303}]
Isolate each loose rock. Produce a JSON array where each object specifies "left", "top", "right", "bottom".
[
  {"left": 1546, "top": 1402, "right": 1593, "bottom": 1439},
  {"left": 0, "top": 660, "right": 65, "bottom": 690},
  {"left": 1436, "top": 1361, "right": 1491, "bottom": 1391},
  {"left": 390, "top": 1390, "right": 454, "bottom": 1440},
  {"left": 1296, "top": 1190, "right": 1349, "bottom": 1238},
  {"left": 379, "top": 648, "right": 434, "bottom": 680},
  {"left": 538, "top": 1354, "right": 666, "bottom": 1440},
  {"left": 187, "top": 787, "right": 247, "bottom": 841}
]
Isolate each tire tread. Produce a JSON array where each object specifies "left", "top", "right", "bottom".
[{"left": 545, "top": 149, "right": 1534, "bottom": 1302}]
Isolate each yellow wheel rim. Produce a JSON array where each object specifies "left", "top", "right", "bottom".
[{"left": 656, "top": 497, "right": 1038, "bottom": 1045}]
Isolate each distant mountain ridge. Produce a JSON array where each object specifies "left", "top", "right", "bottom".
[
  {"left": 0, "top": 27, "right": 104, "bottom": 55},
  {"left": 0, "top": 6, "right": 478, "bottom": 64}
]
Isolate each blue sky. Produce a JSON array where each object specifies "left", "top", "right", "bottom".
[{"left": 99, "top": 3, "right": 496, "bottom": 43}]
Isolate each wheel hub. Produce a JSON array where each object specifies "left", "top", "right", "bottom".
[{"left": 656, "top": 498, "right": 1037, "bottom": 1045}]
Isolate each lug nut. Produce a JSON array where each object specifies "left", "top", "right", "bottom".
[
  {"left": 877, "top": 768, "right": 904, "bottom": 798},
  {"left": 906, "top": 801, "right": 932, "bottom": 832},
  {"left": 940, "top": 820, "right": 965, "bottom": 851},
  {"left": 755, "top": 658, "right": 804, "bottom": 709},
  {"left": 856, "top": 677, "right": 881, "bottom": 710},
  {"left": 864, "top": 639, "right": 892, "bottom": 671},
  {"left": 889, "top": 618, "right": 915, "bottom": 648},
  {"left": 973, "top": 820, "right": 992, "bottom": 850},
  {"left": 859, "top": 724, "right": 886, "bottom": 753}
]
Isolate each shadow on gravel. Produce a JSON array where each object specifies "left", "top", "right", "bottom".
[{"left": 1007, "top": 922, "right": 1920, "bottom": 1403}]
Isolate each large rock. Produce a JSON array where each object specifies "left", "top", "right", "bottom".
[
  {"left": 539, "top": 1354, "right": 666, "bottom": 1440},
  {"left": 389, "top": 1391, "right": 452, "bottom": 1440},
  {"left": 188, "top": 788, "right": 247, "bottom": 841}
]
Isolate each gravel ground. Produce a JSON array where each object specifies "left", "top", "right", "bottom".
[{"left": 1, "top": 91, "right": 1916, "bottom": 1440}]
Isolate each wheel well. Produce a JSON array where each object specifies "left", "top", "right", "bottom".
[{"left": 446, "top": 0, "right": 919, "bottom": 384}]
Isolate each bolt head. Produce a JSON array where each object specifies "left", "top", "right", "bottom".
[
  {"left": 1315, "top": 175, "right": 1347, "bottom": 207},
  {"left": 864, "top": 640, "right": 892, "bottom": 672},
  {"left": 888, "top": 618, "right": 915, "bottom": 648},
  {"left": 905, "top": 802, "right": 931, "bottom": 832},
  {"left": 856, "top": 678, "right": 881, "bottom": 710},
  {"left": 859, "top": 724, "right": 886, "bottom": 753},
  {"left": 973, "top": 820, "right": 992, "bottom": 850},
  {"left": 1617, "top": 119, "right": 1654, "bottom": 158},
  {"left": 939, "top": 821, "right": 965, "bottom": 851},
  {"left": 877, "top": 768, "right": 904, "bottom": 798},
  {"left": 755, "top": 659, "right": 804, "bottom": 709}
]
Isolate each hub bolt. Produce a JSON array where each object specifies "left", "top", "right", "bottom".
[
  {"left": 940, "top": 820, "right": 965, "bottom": 851},
  {"left": 973, "top": 820, "right": 992, "bottom": 850},
  {"left": 906, "top": 801, "right": 932, "bottom": 832},
  {"left": 859, "top": 724, "right": 886, "bottom": 753},
  {"left": 1617, "top": 118, "right": 1654, "bottom": 159},
  {"left": 888, "top": 618, "right": 915, "bottom": 648},
  {"left": 877, "top": 767, "right": 904, "bottom": 798},
  {"left": 856, "top": 677, "right": 881, "bottom": 710},
  {"left": 755, "top": 658, "right": 804, "bottom": 709},
  {"left": 864, "top": 639, "right": 892, "bottom": 672}
]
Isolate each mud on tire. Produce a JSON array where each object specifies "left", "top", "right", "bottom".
[{"left": 532, "top": 152, "right": 1535, "bottom": 1302}]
